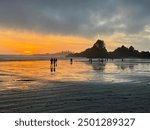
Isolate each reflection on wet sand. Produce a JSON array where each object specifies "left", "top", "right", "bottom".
[
  {"left": 87, "top": 58, "right": 137, "bottom": 72},
  {"left": 90, "top": 62, "right": 106, "bottom": 72},
  {"left": 0, "top": 58, "right": 150, "bottom": 113},
  {"left": 0, "top": 59, "right": 150, "bottom": 90},
  {"left": 115, "top": 63, "right": 136, "bottom": 70}
]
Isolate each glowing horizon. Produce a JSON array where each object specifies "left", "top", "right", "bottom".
[
  {"left": 0, "top": 28, "right": 94, "bottom": 55},
  {"left": 0, "top": 28, "right": 141, "bottom": 55}
]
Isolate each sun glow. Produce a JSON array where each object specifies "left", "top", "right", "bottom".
[
  {"left": 24, "top": 50, "right": 32, "bottom": 55},
  {"left": 0, "top": 28, "right": 93, "bottom": 54}
]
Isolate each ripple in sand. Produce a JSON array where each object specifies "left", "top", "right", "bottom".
[
  {"left": 16, "top": 79, "right": 35, "bottom": 82},
  {"left": 0, "top": 73, "right": 9, "bottom": 76}
]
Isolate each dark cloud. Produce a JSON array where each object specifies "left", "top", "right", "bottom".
[{"left": 0, "top": 0, "right": 150, "bottom": 37}]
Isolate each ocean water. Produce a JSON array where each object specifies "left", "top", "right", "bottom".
[
  {"left": 0, "top": 58, "right": 150, "bottom": 112},
  {"left": 0, "top": 58, "right": 150, "bottom": 91}
]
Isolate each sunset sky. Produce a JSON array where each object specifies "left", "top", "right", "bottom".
[{"left": 0, "top": 0, "right": 150, "bottom": 54}]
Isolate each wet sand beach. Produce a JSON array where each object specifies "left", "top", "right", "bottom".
[
  {"left": 0, "top": 81, "right": 150, "bottom": 113},
  {"left": 0, "top": 59, "right": 150, "bottom": 112}
]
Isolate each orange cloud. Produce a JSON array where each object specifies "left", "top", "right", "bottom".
[
  {"left": 0, "top": 28, "right": 124, "bottom": 55},
  {"left": 0, "top": 28, "right": 93, "bottom": 54}
]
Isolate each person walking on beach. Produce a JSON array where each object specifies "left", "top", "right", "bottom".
[
  {"left": 55, "top": 58, "right": 57, "bottom": 63},
  {"left": 89, "top": 58, "right": 92, "bottom": 63},
  {"left": 70, "top": 58, "right": 73, "bottom": 64},
  {"left": 50, "top": 58, "right": 54, "bottom": 65},
  {"left": 54, "top": 58, "right": 56, "bottom": 66},
  {"left": 54, "top": 58, "right": 58, "bottom": 67}
]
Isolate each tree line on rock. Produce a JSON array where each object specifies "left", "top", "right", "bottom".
[{"left": 68, "top": 39, "right": 150, "bottom": 59}]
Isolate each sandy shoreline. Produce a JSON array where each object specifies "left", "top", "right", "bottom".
[{"left": 0, "top": 81, "right": 149, "bottom": 113}]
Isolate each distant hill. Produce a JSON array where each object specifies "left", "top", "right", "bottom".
[
  {"left": 33, "top": 51, "right": 72, "bottom": 57},
  {"left": 0, "top": 51, "right": 72, "bottom": 61},
  {"left": 51, "top": 51, "right": 72, "bottom": 56},
  {"left": 68, "top": 39, "right": 150, "bottom": 58}
]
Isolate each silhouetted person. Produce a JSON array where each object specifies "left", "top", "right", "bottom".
[
  {"left": 89, "top": 58, "right": 92, "bottom": 63},
  {"left": 53, "top": 58, "right": 56, "bottom": 66},
  {"left": 70, "top": 58, "right": 73, "bottom": 64},
  {"left": 50, "top": 58, "right": 54, "bottom": 64},
  {"left": 55, "top": 58, "right": 57, "bottom": 63},
  {"left": 89, "top": 58, "right": 92, "bottom": 62},
  {"left": 55, "top": 58, "right": 57, "bottom": 66},
  {"left": 122, "top": 58, "right": 124, "bottom": 62}
]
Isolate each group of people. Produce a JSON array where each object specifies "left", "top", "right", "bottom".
[
  {"left": 89, "top": 58, "right": 109, "bottom": 63},
  {"left": 50, "top": 58, "right": 57, "bottom": 66},
  {"left": 50, "top": 58, "right": 73, "bottom": 72},
  {"left": 89, "top": 58, "right": 124, "bottom": 63},
  {"left": 50, "top": 58, "right": 58, "bottom": 72}
]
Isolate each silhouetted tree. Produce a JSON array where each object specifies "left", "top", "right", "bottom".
[{"left": 129, "top": 46, "right": 134, "bottom": 52}]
